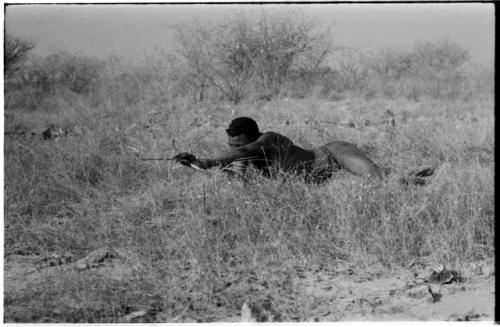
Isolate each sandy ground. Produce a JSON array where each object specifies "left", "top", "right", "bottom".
[
  {"left": 295, "top": 262, "right": 495, "bottom": 321},
  {"left": 4, "top": 250, "right": 494, "bottom": 322}
]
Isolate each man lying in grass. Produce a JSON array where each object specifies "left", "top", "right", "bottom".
[{"left": 174, "top": 117, "right": 434, "bottom": 185}]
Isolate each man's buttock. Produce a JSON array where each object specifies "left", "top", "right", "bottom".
[
  {"left": 312, "top": 147, "right": 336, "bottom": 170},
  {"left": 305, "top": 147, "right": 337, "bottom": 183}
]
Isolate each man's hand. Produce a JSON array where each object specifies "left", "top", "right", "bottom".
[
  {"left": 174, "top": 152, "right": 206, "bottom": 170},
  {"left": 174, "top": 152, "right": 197, "bottom": 167}
]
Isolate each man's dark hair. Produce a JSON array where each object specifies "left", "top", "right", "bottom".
[{"left": 226, "top": 117, "right": 260, "bottom": 139}]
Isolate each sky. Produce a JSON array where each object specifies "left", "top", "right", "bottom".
[{"left": 4, "top": 3, "right": 495, "bottom": 65}]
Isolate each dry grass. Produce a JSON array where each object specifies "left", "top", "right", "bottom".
[{"left": 4, "top": 53, "right": 494, "bottom": 322}]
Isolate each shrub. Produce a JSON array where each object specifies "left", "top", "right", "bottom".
[
  {"left": 358, "top": 40, "right": 478, "bottom": 100},
  {"left": 174, "top": 10, "right": 332, "bottom": 103},
  {"left": 5, "top": 51, "right": 105, "bottom": 111},
  {"left": 4, "top": 34, "right": 36, "bottom": 77},
  {"left": 95, "top": 53, "right": 180, "bottom": 108},
  {"left": 26, "top": 52, "right": 104, "bottom": 95}
]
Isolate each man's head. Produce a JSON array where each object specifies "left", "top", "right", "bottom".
[{"left": 226, "top": 117, "right": 260, "bottom": 148}]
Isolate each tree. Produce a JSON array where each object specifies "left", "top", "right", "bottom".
[
  {"left": 4, "top": 34, "right": 36, "bottom": 76},
  {"left": 174, "top": 10, "right": 333, "bottom": 103}
]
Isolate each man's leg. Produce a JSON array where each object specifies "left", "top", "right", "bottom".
[
  {"left": 314, "top": 141, "right": 435, "bottom": 185},
  {"left": 318, "top": 141, "right": 384, "bottom": 179}
]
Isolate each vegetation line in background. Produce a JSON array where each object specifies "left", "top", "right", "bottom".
[{"left": 4, "top": 11, "right": 493, "bottom": 109}]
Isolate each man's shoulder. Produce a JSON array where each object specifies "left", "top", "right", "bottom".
[
  {"left": 256, "top": 131, "right": 293, "bottom": 146},
  {"left": 259, "top": 131, "right": 288, "bottom": 138},
  {"left": 257, "top": 131, "right": 285, "bottom": 142}
]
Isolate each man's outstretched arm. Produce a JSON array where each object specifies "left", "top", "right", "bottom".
[{"left": 174, "top": 135, "right": 271, "bottom": 170}]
